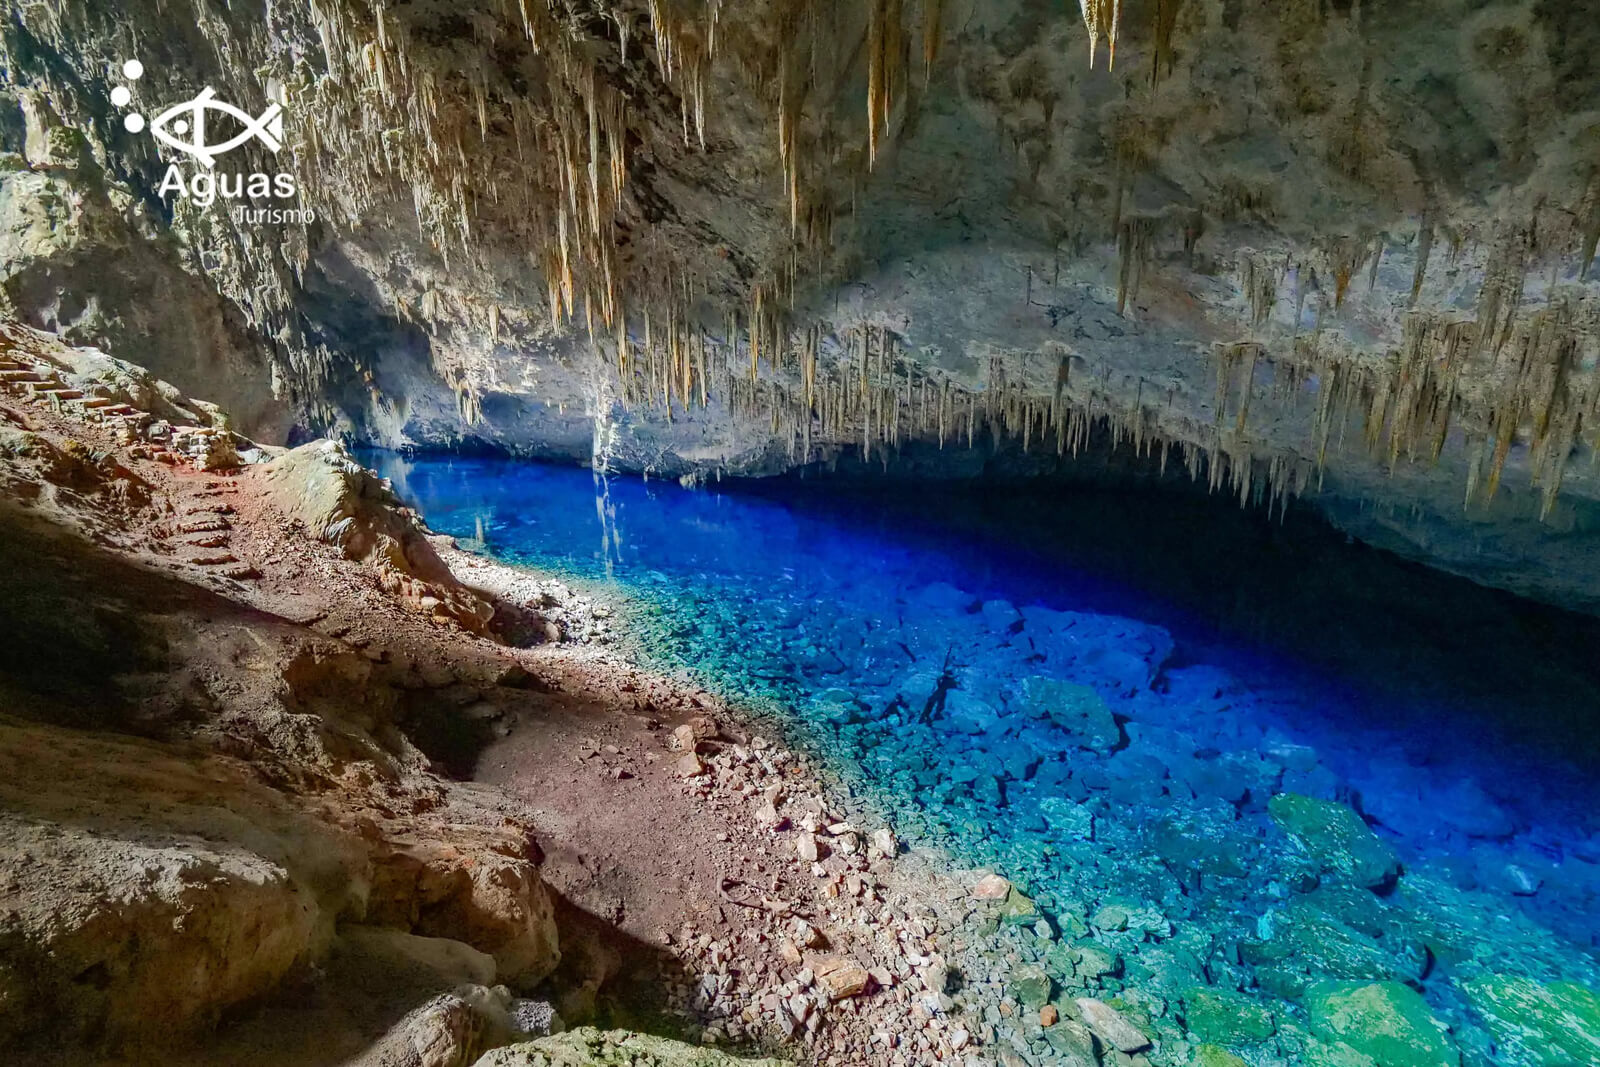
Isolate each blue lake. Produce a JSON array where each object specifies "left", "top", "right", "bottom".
[{"left": 368, "top": 450, "right": 1600, "bottom": 1061}]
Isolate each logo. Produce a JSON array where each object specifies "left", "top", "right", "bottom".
[
  {"left": 150, "top": 87, "right": 284, "bottom": 169},
  {"left": 111, "top": 59, "right": 310, "bottom": 224}
]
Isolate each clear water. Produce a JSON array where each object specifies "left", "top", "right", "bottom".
[{"left": 369, "top": 451, "right": 1600, "bottom": 1061}]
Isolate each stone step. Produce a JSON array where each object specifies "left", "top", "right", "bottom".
[
  {"left": 0, "top": 369, "right": 43, "bottom": 382},
  {"left": 77, "top": 396, "right": 116, "bottom": 409}
]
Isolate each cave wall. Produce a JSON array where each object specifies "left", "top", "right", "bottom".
[{"left": 1, "top": 0, "right": 1599, "bottom": 608}]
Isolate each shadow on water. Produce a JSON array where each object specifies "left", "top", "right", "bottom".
[{"left": 740, "top": 473, "right": 1600, "bottom": 773}]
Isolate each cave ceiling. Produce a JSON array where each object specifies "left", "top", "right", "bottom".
[{"left": 2, "top": 0, "right": 1600, "bottom": 607}]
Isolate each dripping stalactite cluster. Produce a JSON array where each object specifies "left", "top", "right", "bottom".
[{"left": 2, "top": 0, "right": 1600, "bottom": 604}]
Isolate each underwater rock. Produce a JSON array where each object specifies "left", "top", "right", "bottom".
[
  {"left": 473, "top": 1027, "right": 790, "bottom": 1066},
  {"left": 1146, "top": 800, "right": 1256, "bottom": 879},
  {"left": 1242, "top": 894, "right": 1429, "bottom": 999},
  {"left": 1074, "top": 997, "right": 1152, "bottom": 1053},
  {"left": 1182, "top": 986, "right": 1277, "bottom": 1045},
  {"left": 1042, "top": 1017, "right": 1100, "bottom": 1066},
  {"left": 1010, "top": 964, "right": 1054, "bottom": 1009},
  {"left": 1192, "top": 1045, "right": 1251, "bottom": 1067},
  {"left": 1304, "top": 981, "right": 1458, "bottom": 1067},
  {"left": 1021, "top": 677, "right": 1122, "bottom": 754},
  {"left": 1394, "top": 875, "right": 1567, "bottom": 974},
  {"left": 996, "top": 886, "right": 1042, "bottom": 927},
  {"left": 1268, "top": 794, "right": 1401, "bottom": 891},
  {"left": 1461, "top": 975, "right": 1600, "bottom": 1067}
]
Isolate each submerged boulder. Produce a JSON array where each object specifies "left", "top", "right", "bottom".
[
  {"left": 1269, "top": 794, "right": 1401, "bottom": 891},
  {"left": 1182, "top": 986, "right": 1277, "bottom": 1045},
  {"left": 1243, "top": 893, "right": 1430, "bottom": 1001},
  {"left": 1461, "top": 975, "right": 1600, "bottom": 1067},
  {"left": 1304, "top": 981, "right": 1458, "bottom": 1067},
  {"left": 1021, "top": 677, "right": 1122, "bottom": 754}
]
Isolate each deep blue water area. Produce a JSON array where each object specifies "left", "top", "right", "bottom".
[{"left": 368, "top": 450, "right": 1600, "bottom": 1063}]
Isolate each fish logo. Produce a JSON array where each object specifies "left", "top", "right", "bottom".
[{"left": 148, "top": 87, "right": 284, "bottom": 169}]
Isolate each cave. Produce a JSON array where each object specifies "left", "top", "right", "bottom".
[{"left": 2, "top": 1, "right": 1599, "bottom": 1066}]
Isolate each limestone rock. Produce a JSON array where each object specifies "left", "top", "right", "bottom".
[
  {"left": 1075, "top": 998, "right": 1152, "bottom": 1053},
  {"left": 1461, "top": 975, "right": 1600, "bottom": 1067},
  {"left": 0, "top": 719, "right": 366, "bottom": 1049},
  {"left": 262, "top": 442, "right": 494, "bottom": 634},
  {"left": 1022, "top": 678, "right": 1122, "bottom": 754},
  {"left": 811, "top": 955, "right": 872, "bottom": 1000},
  {"left": 1010, "top": 965, "right": 1054, "bottom": 1010},
  {"left": 1193, "top": 1046, "right": 1251, "bottom": 1067},
  {"left": 971, "top": 873, "right": 1012, "bottom": 899},
  {"left": 349, "top": 985, "right": 515, "bottom": 1067},
  {"left": 1269, "top": 794, "right": 1401, "bottom": 891},
  {"left": 338, "top": 927, "right": 499, "bottom": 988},
  {"left": 1182, "top": 986, "right": 1276, "bottom": 1045},
  {"left": 1304, "top": 981, "right": 1458, "bottom": 1067}
]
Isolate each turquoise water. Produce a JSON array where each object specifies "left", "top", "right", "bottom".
[{"left": 370, "top": 451, "right": 1600, "bottom": 1065}]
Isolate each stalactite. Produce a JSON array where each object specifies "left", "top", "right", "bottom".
[
  {"left": 922, "top": 0, "right": 943, "bottom": 85},
  {"left": 1411, "top": 213, "right": 1434, "bottom": 306},
  {"left": 1117, "top": 218, "right": 1156, "bottom": 316},
  {"left": 1150, "top": 0, "right": 1183, "bottom": 87},
  {"left": 1078, "top": 0, "right": 1123, "bottom": 70}
]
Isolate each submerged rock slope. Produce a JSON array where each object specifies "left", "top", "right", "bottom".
[{"left": 2, "top": 1, "right": 1600, "bottom": 607}]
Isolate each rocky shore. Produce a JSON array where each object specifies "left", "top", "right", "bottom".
[{"left": 0, "top": 323, "right": 1014, "bottom": 1066}]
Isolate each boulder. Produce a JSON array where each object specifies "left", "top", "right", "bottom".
[
  {"left": 1074, "top": 997, "right": 1152, "bottom": 1053},
  {"left": 339, "top": 927, "right": 499, "bottom": 988},
  {"left": 349, "top": 985, "right": 516, "bottom": 1067},
  {"left": 262, "top": 442, "right": 494, "bottom": 634},
  {"left": 1269, "top": 794, "right": 1401, "bottom": 891},
  {"left": 1010, "top": 965, "right": 1054, "bottom": 1009},
  {"left": 1242, "top": 895, "right": 1429, "bottom": 999},
  {"left": 1021, "top": 677, "right": 1121, "bottom": 753},
  {"left": 811, "top": 954, "right": 872, "bottom": 999},
  {"left": 1304, "top": 981, "right": 1458, "bottom": 1067},
  {"left": 1193, "top": 1047, "right": 1251, "bottom": 1067},
  {"left": 1461, "top": 975, "right": 1600, "bottom": 1067},
  {"left": 1183, "top": 986, "right": 1276, "bottom": 1045}
]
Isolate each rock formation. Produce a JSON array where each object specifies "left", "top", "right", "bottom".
[
  {"left": 261, "top": 439, "right": 496, "bottom": 631},
  {"left": 0, "top": 1, "right": 1598, "bottom": 609}
]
